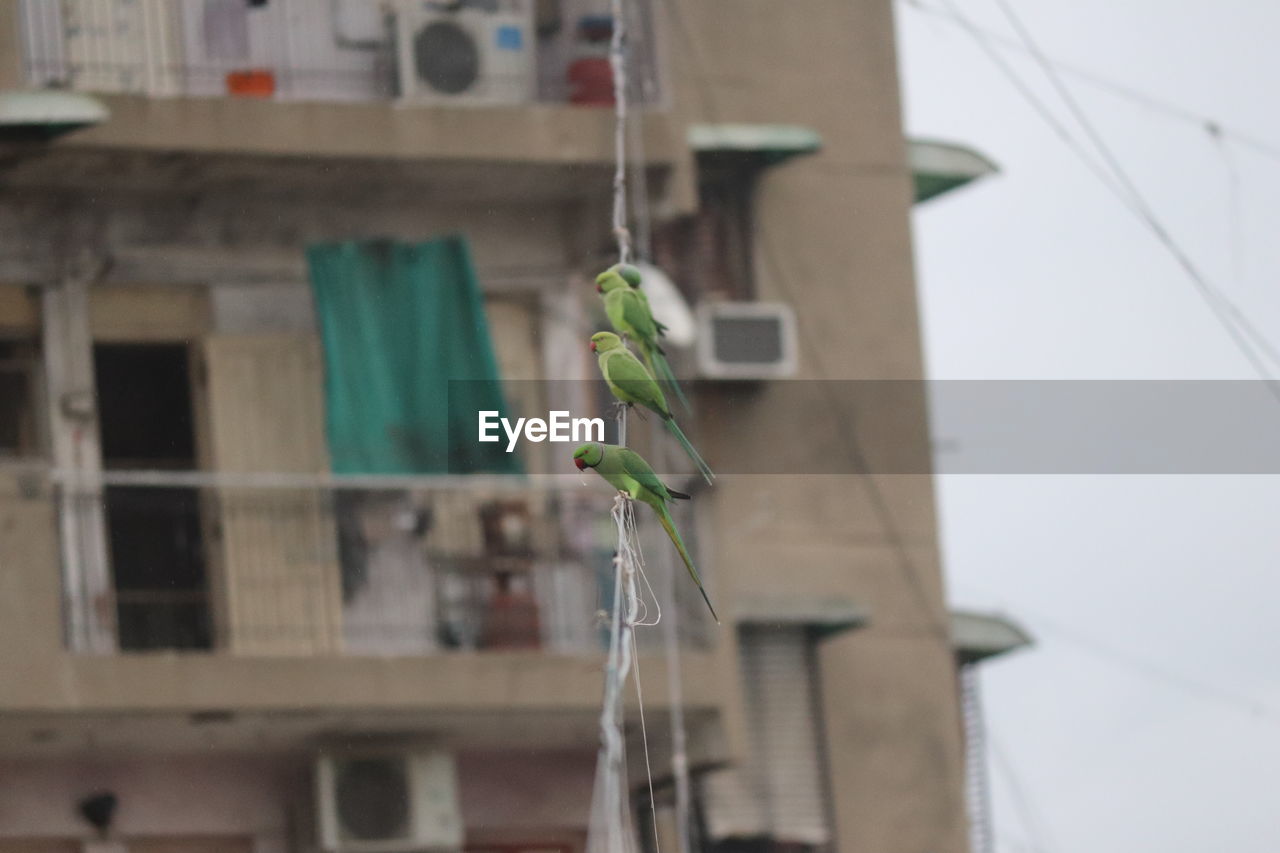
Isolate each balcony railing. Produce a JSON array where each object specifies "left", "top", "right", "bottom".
[
  {"left": 61, "top": 472, "right": 607, "bottom": 655},
  {"left": 18, "top": 0, "right": 660, "bottom": 107},
  {"left": 48, "top": 470, "right": 707, "bottom": 656}
]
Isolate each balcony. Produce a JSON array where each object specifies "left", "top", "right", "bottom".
[
  {"left": 47, "top": 471, "right": 708, "bottom": 657},
  {"left": 0, "top": 467, "right": 726, "bottom": 715},
  {"left": 13, "top": 0, "right": 683, "bottom": 169}
]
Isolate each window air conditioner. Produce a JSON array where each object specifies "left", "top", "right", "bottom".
[
  {"left": 695, "top": 302, "right": 799, "bottom": 380},
  {"left": 317, "top": 749, "right": 463, "bottom": 852},
  {"left": 394, "top": 0, "right": 535, "bottom": 105}
]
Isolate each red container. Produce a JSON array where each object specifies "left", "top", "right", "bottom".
[
  {"left": 225, "top": 69, "right": 276, "bottom": 98},
  {"left": 567, "top": 14, "right": 615, "bottom": 106},
  {"left": 567, "top": 57, "right": 614, "bottom": 106}
]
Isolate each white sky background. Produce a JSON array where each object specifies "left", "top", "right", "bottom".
[{"left": 895, "top": 1, "right": 1280, "bottom": 850}]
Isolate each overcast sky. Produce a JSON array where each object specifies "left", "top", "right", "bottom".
[{"left": 896, "top": 1, "right": 1280, "bottom": 850}]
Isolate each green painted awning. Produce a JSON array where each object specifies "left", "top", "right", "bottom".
[
  {"left": 688, "top": 123, "right": 823, "bottom": 167},
  {"left": 909, "top": 138, "right": 999, "bottom": 203},
  {"left": 0, "top": 90, "right": 109, "bottom": 140},
  {"left": 734, "top": 596, "right": 869, "bottom": 639},
  {"left": 951, "top": 609, "right": 1034, "bottom": 664},
  {"left": 687, "top": 126, "right": 997, "bottom": 202}
]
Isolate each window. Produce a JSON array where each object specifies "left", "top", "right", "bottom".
[
  {"left": 0, "top": 338, "right": 43, "bottom": 459},
  {"left": 654, "top": 172, "right": 758, "bottom": 302},
  {"left": 700, "top": 626, "right": 831, "bottom": 848},
  {"left": 95, "top": 343, "right": 211, "bottom": 651}
]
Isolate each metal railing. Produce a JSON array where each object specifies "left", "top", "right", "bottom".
[
  {"left": 47, "top": 470, "right": 708, "bottom": 656},
  {"left": 18, "top": 0, "right": 661, "bottom": 107},
  {"left": 55, "top": 472, "right": 603, "bottom": 655}
]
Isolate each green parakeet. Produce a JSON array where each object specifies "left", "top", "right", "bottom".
[
  {"left": 573, "top": 441, "right": 718, "bottom": 623},
  {"left": 614, "top": 263, "right": 669, "bottom": 337},
  {"left": 596, "top": 266, "right": 690, "bottom": 411},
  {"left": 590, "top": 331, "right": 714, "bottom": 484}
]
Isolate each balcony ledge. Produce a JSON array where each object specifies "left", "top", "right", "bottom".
[
  {"left": 0, "top": 649, "right": 729, "bottom": 716},
  {"left": 52, "top": 94, "right": 682, "bottom": 167}
]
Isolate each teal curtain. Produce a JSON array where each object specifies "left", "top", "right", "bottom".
[{"left": 307, "top": 236, "right": 521, "bottom": 475}]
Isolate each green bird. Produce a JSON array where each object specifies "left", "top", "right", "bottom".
[
  {"left": 596, "top": 265, "right": 690, "bottom": 411},
  {"left": 573, "top": 441, "right": 718, "bottom": 623},
  {"left": 614, "top": 263, "right": 668, "bottom": 337},
  {"left": 590, "top": 331, "right": 714, "bottom": 484}
]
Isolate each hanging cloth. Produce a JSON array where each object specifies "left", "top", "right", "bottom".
[{"left": 307, "top": 236, "right": 522, "bottom": 475}]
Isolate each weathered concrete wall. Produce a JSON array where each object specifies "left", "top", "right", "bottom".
[
  {"left": 53, "top": 95, "right": 682, "bottom": 169},
  {"left": 0, "top": 756, "right": 301, "bottom": 853},
  {"left": 662, "top": 1, "right": 970, "bottom": 851},
  {"left": 0, "top": 0, "right": 20, "bottom": 90},
  {"left": 0, "top": 475, "right": 63, "bottom": 666},
  {"left": 457, "top": 750, "right": 595, "bottom": 831},
  {"left": 0, "top": 751, "right": 594, "bottom": 849},
  {"left": 0, "top": 179, "right": 580, "bottom": 286}
]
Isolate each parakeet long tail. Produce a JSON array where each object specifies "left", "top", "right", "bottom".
[
  {"left": 663, "top": 418, "right": 714, "bottom": 485},
  {"left": 650, "top": 348, "right": 692, "bottom": 412},
  {"left": 655, "top": 503, "right": 719, "bottom": 623},
  {"left": 635, "top": 342, "right": 690, "bottom": 413}
]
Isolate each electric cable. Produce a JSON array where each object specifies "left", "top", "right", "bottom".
[
  {"left": 900, "top": 0, "right": 1280, "bottom": 167},
  {"left": 934, "top": 0, "right": 1280, "bottom": 395}
]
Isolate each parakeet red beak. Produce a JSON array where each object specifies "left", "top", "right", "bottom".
[
  {"left": 590, "top": 341, "right": 597, "bottom": 352},
  {"left": 596, "top": 283, "right": 603, "bottom": 293},
  {"left": 574, "top": 458, "right": 587, "bottom": 470}
]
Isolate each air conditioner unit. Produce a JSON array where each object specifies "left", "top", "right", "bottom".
[
  {"left": 394, "top": 0, "right": 535, "bottom": 105},
  {"left": 317, "top": 748, "right": 463, "bottom": 853},
  {"left": 695, "top": 302, "right": 799, "bottom": 380}
]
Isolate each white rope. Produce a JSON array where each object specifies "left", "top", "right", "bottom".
[
  {"left": 635, "top": 3, "right": 659, "bottom": 262},
  {"left": 630, "top": 546, "right": 662, "bottom": 628},
  {"left": 587, "top": 5, "right": 673, "bottom": 850},
  {"left": 664, "top": 598, "right": 693, "bottom": 853},
  {"left": 620, "top": 5, "right": 693, "bottom": 848},
  {"left": 646, "top": 431, "right": 694, "bottom": 853},
  {"left": 625, "top": 11, "right": 653, "bottom": 264},
  {"left": 630, "top": 607, "right": 662, "bottom": 851},
  {"left": 609, "top": 0, "right": 632, "bottom": 263},
  {"left": 617, "top": 500, "right": 662, "bottom": 849},
  {"left": 588, "top": 496, "right": 643, "bottom": 853}
]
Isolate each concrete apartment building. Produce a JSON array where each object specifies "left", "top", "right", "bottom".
[{"left": 0, "top": 2, "right": 1013, "bottom": 853}]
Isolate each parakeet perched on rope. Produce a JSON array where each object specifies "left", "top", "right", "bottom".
[
  {"left": 614, "top": 263, "right": 668, "bottom": 337},
  {"left": 596, "top": 265, "right": 690, "bottom": 411},
  {"left": 591, "top": 331, "right": 714, "bottom": 484},
  {"left": 573, "top": 441, "right": 718, "bottom": 623}
]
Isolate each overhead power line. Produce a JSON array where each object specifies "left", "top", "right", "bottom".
[
  {"left": 931, "top": 0, "right": 1280, "bottom": 397},
  {"left": 955, "top": 578, "right": 1280, "bottom": 724},
  {"left": 1030, "top": 615, "right": 1280, "bottom": 724},
  {"left": 989, "top": 737, "right": 1063, "bottom": 853},
  {"left": 1207, "top": 123, "right": 1246, "bottom": 288},
  {"left": 901, "top": 0, "right": 1280, "bottom": 166},
  {"left": 982, "top": 0, "right": 1280, "bottom": 377}
]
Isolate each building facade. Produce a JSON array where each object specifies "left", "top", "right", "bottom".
[{"left": 0, "top": 2, "right": 975, "bottom": 852}]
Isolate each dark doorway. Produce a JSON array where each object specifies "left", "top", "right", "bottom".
[{"left": 94, "top": 343, "right": 211, "bottom": 651}]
